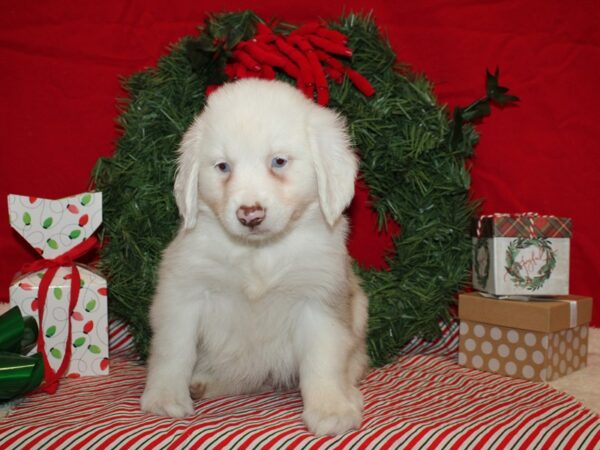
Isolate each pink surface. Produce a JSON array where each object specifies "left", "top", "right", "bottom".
[{"left": 1, "top": 1, "right": 598, "bottom": 324}]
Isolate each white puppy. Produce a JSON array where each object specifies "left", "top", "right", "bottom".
[{"left": 140, "top": 78, "right": 369, "bottom": 436}]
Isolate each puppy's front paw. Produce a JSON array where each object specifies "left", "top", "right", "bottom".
[
  {"left": 303, "top": 390, "right": 363, "bottom": 436},
  {"left": 140, "top": 386, "right": 194, "bottom": 418}
]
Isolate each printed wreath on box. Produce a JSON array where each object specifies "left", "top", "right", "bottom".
[
  {"left": 473, "top": 238, "right": 491, "bottom": 289},
  {"left": 505, "top": 238, "right": 557, "bottom": 291},
  {"left": 93, "top": 11, "right": 517, "bottom": 366}
]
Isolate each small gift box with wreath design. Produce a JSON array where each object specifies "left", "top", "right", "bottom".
[
  {"left": 472, "top": 213, "right": 572, "bottom": 296},
  {"left": 7, "top": 193, "right": 109, "bottom": 393}
]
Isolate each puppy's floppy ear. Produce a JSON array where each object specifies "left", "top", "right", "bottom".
[
  {"left": 307, "top": 107, "right": 358, "bottom": 227},
  {"left": 174, "top": 117, "right": 203, "bottom": 230}
]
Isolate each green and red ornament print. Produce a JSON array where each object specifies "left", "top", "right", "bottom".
[
  {"left": 472, "top": 213, "right": 571, "bottom": 296},
  {"left": 93, "top": 11, "right": 518, "bottom": 366},
  {"left": 8, "top": 193, "right": 101, "bottom": 259},
  {"left": 7, "top": 193, "right": 109, "bottom": 391}
]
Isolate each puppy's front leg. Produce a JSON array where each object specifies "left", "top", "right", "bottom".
[
  {"left": 298, "top": 309, "right": 363, "bottom": 436},
  {"left": 140, "top": 294, "right": 201, "bottom": 418}
]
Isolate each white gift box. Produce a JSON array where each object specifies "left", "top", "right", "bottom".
[
  {"left": 7, "top": 193, "right": 109, "bottom": 377},
  {"left": 472, "top": 214, "right": 572, "bottom": 296}
]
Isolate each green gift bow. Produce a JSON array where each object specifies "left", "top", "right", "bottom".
[{"left": 0, "top": 306, "right": 44, "bottom": 400}]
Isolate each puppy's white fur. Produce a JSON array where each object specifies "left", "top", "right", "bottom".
[{"left": 140, "top": 79, "right": 369, "bottom": 436}]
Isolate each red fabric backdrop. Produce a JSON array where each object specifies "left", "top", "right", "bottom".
[{"left": 1, "top": 1, "right": 598, "bottom": 325}]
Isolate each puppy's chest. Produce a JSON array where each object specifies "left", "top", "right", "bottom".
[
  {"left": 213, "top": 235, "right": 337, "bottom": 304},
  {"left": 236, "top": 254, "right": 284, "bottom": 303}
]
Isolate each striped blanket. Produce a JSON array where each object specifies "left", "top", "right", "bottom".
[{"left": 1, "top": 322, "right": 598, "bottom": 449}]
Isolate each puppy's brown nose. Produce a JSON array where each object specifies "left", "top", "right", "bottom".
[{"left": 237, "top": 204, "right": 265, "bottom": 228}]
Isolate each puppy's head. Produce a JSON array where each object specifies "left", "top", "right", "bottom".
[{"left": 174, "top": 79, "right": 357, "bottom": 241}]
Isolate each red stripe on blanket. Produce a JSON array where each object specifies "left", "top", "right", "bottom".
[
  {"left": 584, "top": 424, "right": 600, "bottom": 450},
  {"left": 564, "top": 416, "right": 600, "bottom": 450}
]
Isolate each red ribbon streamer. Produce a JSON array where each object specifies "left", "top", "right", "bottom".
[{"left": 21, "top": 236, "right": 98, "bottom": 393}]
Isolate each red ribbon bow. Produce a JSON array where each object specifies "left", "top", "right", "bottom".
[
  {"left": 21, "top": 236, "right": 98, "bottom": 394},
  {"left": 206, "top": 22, "right": 375, "bottom": 105}
]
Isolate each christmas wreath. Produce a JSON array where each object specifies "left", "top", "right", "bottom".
[{"left": 93, "top": 11, "right": 516, "bottom": 366}]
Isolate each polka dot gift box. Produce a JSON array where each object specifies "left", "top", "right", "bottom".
[
  {"left": 7, "top": 193, "right": 109, "bottom": 391},
  {"left": 472, "top": 213, "right": 572, "bottom": 296},
  {"left": 458, "top": 292, "right": 592, "bottom": 381}
]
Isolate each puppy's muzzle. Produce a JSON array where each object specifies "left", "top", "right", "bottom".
[{"left": 237, "top": 204, "right": 266, "bottom": 228}]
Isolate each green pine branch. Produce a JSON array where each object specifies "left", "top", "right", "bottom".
[{"left": 450, "top": 67, "right": 519, "bottom": 151}]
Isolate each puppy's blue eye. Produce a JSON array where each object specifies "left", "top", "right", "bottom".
[
  {"left": 271, "top": 157, "right": 288, "bottom": 169},
  {"left": 215, "top": 162, "right": 230, "bottom": 173}
]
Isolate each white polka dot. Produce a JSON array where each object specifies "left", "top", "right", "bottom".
[
  {"left": 460, "top": 322, "right": 469, "bottom": 335},
  {"left": 548, "top": 346, "right": 553, "bottom": 358},
  {"left": 524, "top": 333, "right": 537, "bottom": 347},
  {"left": 580, "top": 326, "right": 588, "bottom": 339},
  {"left": 541, "top": 335, "right": 549, "bottom": 349},
  {"left": 472, "top": 355, "right": 484, "bottom": 369},
  {"left": 465, "top": 338, "right": 476, "bottom": 352},
  {"left": 490, "top": 327, "right": 502, "bottom": 341},
  {"left": 539, "top": 368, "right": 547, "bottom": 381},
  {"left": 566, "top": 329, "right": 573, "bottom": 343},
  {"left": 488, "top": 358, "right": 500, "bottom": 371},
  {"left": 553, "top": 353, "right": 559, "bottom": 366},
  {"left": 498, "top": 344, "right": 510, "bottom": 358},
  {"left": 573, "top": 355, "right": 580, "bottom": 368},
  {"left": 566, "top": 348, "right": 573, "bottom": 361},
  {"left": 559, "top": 360, "right": 566, "bottom": 374},
  {"left": 474, "top": 325, "right": 486, "bottom": 338},
  {"left": 553, "top": 334, "right": 559, "bottom": 346},
  {"left": 507, "top": 330, "right": 519, "bottom": 344},
  {"left": 559, "top": 342, "right": 566, "bottom": 354},
  {"left": 547, "top": 366, "right": 553, "bottom": 379},
  {"left": 481, "top": 341, "right": 493, "bottom": 355},
  {"left": 522, "top": 365, "right": 535, "bottom": 379},
  {"left": 515, "top": 347, "right": 527, "bottom": 361},
  {"left": 505, "top": 362, "right": 517, "bottom": 375},
  {"left": 532, "top": 351, "right": 544, "bottom": 365},
  {"left": 573, "top": 337, "right": 580, "bottom": 350},
  {"left": 580, "top": 344, "right": 587, "bottom": 357},
  {"left": 458, "top": 352, "right": 467, "bottom": 365}
]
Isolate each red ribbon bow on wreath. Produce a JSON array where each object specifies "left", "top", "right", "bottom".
[
  {"left": 205, "top": 21, "right": 375, "bottom": 105},
  {"left": 21, "top": 236, "right": 99, "bottom": 394}
]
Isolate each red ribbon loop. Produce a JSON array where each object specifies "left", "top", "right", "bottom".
[{"left": 22, "top": 236, "right": 98, "bottom": 274}]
